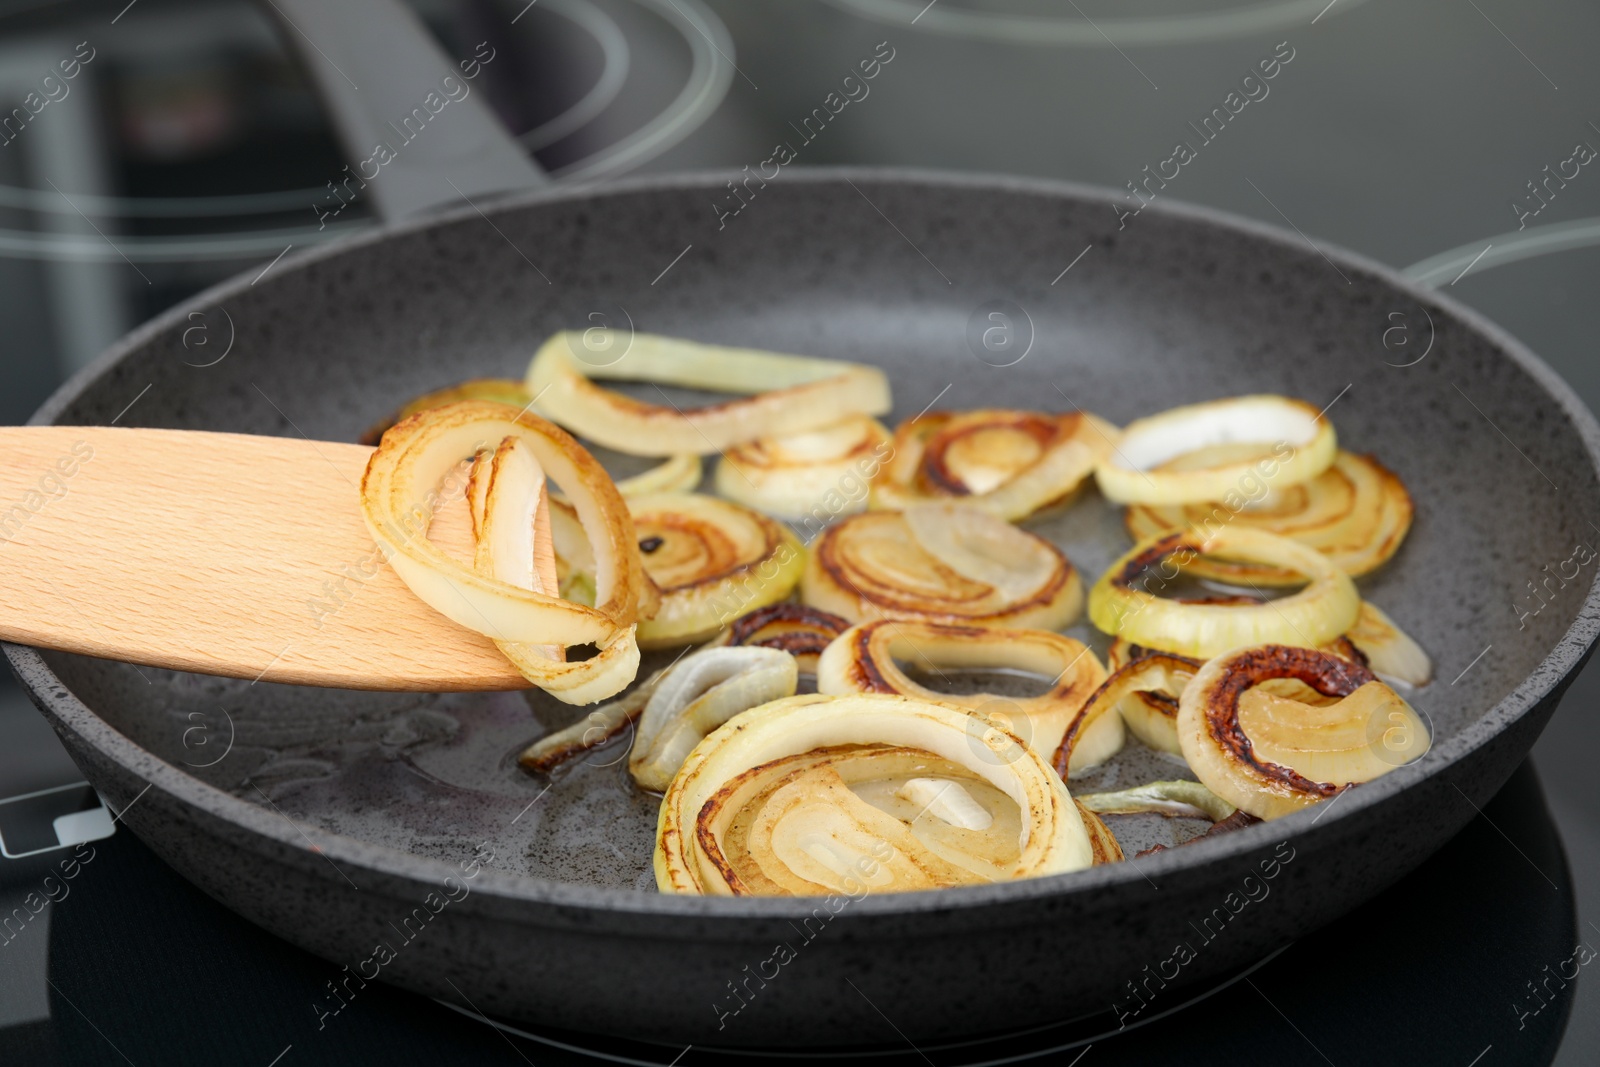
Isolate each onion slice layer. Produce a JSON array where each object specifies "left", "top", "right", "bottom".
[
  {"left": 526, "top": 332, "right": 892, "bottom": 456},
  {"left": 706, "top": 603, "right": 852, "bottom": 672},
  {"left": 625, "top": 493, "right": 806, "bottom": 648},
  {"left": 1095, "top": 395, "right": 1336, "bottom": 505},
  {"left": 1088, "top": 527, "right": 1360, "bottom": 658},
  {"left": 816, "top": 618, "right": 1111, "bottom": 769},
  {"left": 802, "top": 503, "right": 1082, "bottom": 630},
  {"left": 716, "top": 416, "right": 890, "bottom": 520},
  {"left": 362, "top": 400, "right": 650, "bottom": 683},
  {"left": 1177, "top": 644, "right": 1429, "bottom": 820},
  {"left": 655, "top": 694, "right": 1092, "bottom": 895},
  {"left": 1125, "top": 450, "right": 1412, "bottom": 583},
  {"left": 871, "top": 409, "right": 1118, "bottom": 521}
]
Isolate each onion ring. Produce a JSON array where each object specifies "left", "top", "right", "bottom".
[
  {"left": 815, "top": 618, "right": 1109, "bottom": 767},
  {"left": 1177, "top": 645, "right": 1429, "bottom": 820},
  {"left": 802, "top": 503, "right": 1083, "bottom": 630},
  {"left": 467, "top": 437, "right": 640, "bottom": 705},
  {"left": 705, "top": 603, "right": 851, "bottom": 672},
  {"left": 626, "top": 493, "right": 805, "bottom": 649},
  {"left": 1088, "top": 527, "right": 1360, "bottom": 658},
  {"left": 525, "top": 332, "right": 892, "bottom": 456},
  {"left": 1095, "top": 395, "right": 1336, "bottom": 505},
  {"left": 1078, "top": 780, "right": 1236, "bottom": 822},
  {"left": 629, "top": 647, "right": 799, "bottom": 792},
  {"left": 715, "top": 416, "right": 891, "bottom": 519},
  {"left": 656, "top": 693, "right": 1092, "bottom": 895},
  {"left": 362, "top": 400, "right": 649, "bottom": 648},
  {"left": 1125, "top": 451, "right": 1412, "bottom": 583},
  {"left": 871, "top": 409, "right": 1118, "bottom": 520},
  {"left": 1064, "top": 648, "right": 1202, "bottom": 760}
]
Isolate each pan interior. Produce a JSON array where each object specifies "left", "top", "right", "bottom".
[{"left": 32, "top": 175, "right": 1600, "bottom": 893}]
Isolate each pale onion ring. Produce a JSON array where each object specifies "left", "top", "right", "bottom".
[
  {"left": 1125, "top": 450, "right": 1413, "bottom": 584},
  {"left": 656, "top": 693, "right": 1092, "bottom": 895},
  {"left": 1106, "top": 594, "right": 1430, "bottom": 691},
  {"left": 525, "top": 332, "right": 893, "bottom": 457},
  {"left": 627, "top": 493, "right": 806, "bottom": 649},
  {"left": 1064, "top": 648, "right": 1202, "bottom": 759},
  {"left": 1095, "top": 395, "right": 1336, "bottom": 505},
  {"left": 1177, "top": 645, "right": 1429, "bottom": 820},
  {"left": 715, "top": 416, "right": 891, "bottom": 520},
  {"left": 361, "top": 400, "right": 649, "bottom": 647},
  {"left": 1078, "top": 780, "right": 1236, "bottom": 822},
  {"left": 629, "top": 647, "right": 799, "bottom": 792},
  {"left": 467, "top": 437, "right": 640, "bottom": 705},
  {"left": 801, "top": 503, "right": 1082, "bottom": 630},
  {"left": 871, "top": 409, "right": 1118, "bottom": 521},
  {"left": 1345, "top": 601, "right": 1433, "bottom": 686},
  {"left": 705, "top": 602, "right": 851, "bottom": 672},
  {"left": 1078, "top": 802, "right": 1124, "bottom": 864},
  {"left": 814, "top": 619, "right": 1110, "bottom": 768},
  {"left": 1088, "top": 527, "right": 1360, "bottom": 658},
  {"left": 518, "top": 668, "right": 664, "bottom": 773}
]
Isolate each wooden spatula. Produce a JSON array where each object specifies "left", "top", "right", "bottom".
[{"left": 0, "top": 425, "right": 537, "bottom": 691}]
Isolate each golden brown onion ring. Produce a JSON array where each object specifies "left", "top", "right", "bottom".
[
  {"left": 466, "top": 437, "right": 641, "bottom": 704},
  {"left": 656, "top": 694, "right": 1092, "bottom": 895},
  {"left": 1125, "top": 451, "right": 1412, "bottom": 584},
  {"left": 363, "top": 400, "right": 649, "bottom": 649},
  {"left": 1095, "top": 395, "right": 1337, "bottom": 506},
  {"left": 870, "top": 409, "right": 1118, "bottom": 521},
  {"left": 1089, "top": 528, "right": 1360, "bottom": 659},
  {"left": 526, "top": 332, "right": 892, "bottom": 457},
  {"left": 715, "top": 416, "right": 891, "bottom": 520},
  {"left": 815, "top": 619, "right": 1110, "bottom": 768},
  {"left": 801, "top": 504, "right": 1082, "bottom": 630},
  {"left": 705, "top": 603, "right": 852, "bottom": 672},
  {"left": 1065, "top": 649, "right": 1202, "bottom": 760},
  {"left": 627, "top": 493, "right": 805, "bottom": 649},
  {"left": 629, "top": 647, "right": 799, "bottom": 792},
  {"left": 1177, "top": 645, "right": 1429, "bottom": 820}
]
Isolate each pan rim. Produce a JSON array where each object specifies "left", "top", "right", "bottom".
[{"left": 10, "top": 165, "right": 1600, "bottom": 921}]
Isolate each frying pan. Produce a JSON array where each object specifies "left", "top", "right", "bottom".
[{"left": 10, "top": 0, "right": 1600, "bottom": 1049}]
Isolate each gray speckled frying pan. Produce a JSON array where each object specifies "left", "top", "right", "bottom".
[{"left": 9, "top": 0, "right": 1600, "bottom": 1049}]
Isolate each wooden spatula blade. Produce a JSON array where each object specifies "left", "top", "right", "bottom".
[{"left": 0, "top": 426, "right": 528, "bottom": 690}]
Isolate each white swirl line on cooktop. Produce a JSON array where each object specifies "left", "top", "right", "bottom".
[
  {"left": 1402, "top": 216, "right": 1600, "bottom": 288},
  {"left": 549, "top": 0, "right": 735, "bottom": 182},
  {"left": 818, "top": 0, "right": 1372, "bottom": 47}
]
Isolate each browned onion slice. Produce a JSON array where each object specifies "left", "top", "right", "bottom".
[
  {"left": 801, "top": 504, "right": 1082, "bottom": 630},
  {"left": 656, "top": 694, "right": 1092, "bottom": 895},
  {"left": 870, "top": 409, "right": 1117, "bottom": 520},
  {"left": 705, "top": 603, "right": 852, "bottom": 672},
  {"left": 1177, "top": 645, "right": 1429, "bottom": 820},
  {"left": 814, "top": 618, "right": 1110, "bottom": 768},
  {"left": 716, "top": 416, "right": 891, "bottom": 519},
  {"left": 626, "top": 493, "right": 806, "bottom": 648},
  {"left": 1125, "top": 450, "right": 1413, "bottom": 584},
  {"left": 1062, "top": 648, "right": 1202, "bottom": 762}
]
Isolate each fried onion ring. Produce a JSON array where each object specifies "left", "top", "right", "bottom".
[
  {"left": 1177, "top": 645, "right": 1428, "bottom": 820},
  {"left": 656, "top": 693, "right": 1092, "bottom": 895},
  {"left": 1125, "top": 450, "right": 1412, "bottom": 583},
  {"left": 815, "top": 619, "right": 1109, "bottom": 766},
  {"left": 870, "top": 409, "right": 1117, "bottom": 520},
  {"left": 526, "top": 332, "right": 892, "bottom": 456},
  {"left": 801, "top": 504, "right": 1082, "bottom": 630}
]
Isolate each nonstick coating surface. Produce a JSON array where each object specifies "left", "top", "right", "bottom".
[{"left": 11, "top": 169, "right": 1600, "bottom": 1046}]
